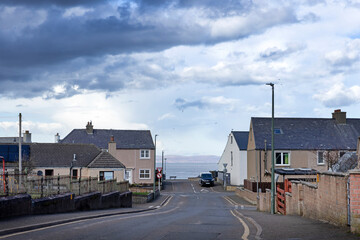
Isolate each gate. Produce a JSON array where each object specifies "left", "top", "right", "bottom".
[{"left": 277, "top": 179, "right": 292, "bottom": 215}]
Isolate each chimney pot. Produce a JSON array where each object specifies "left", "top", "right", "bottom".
[{"left": 86, "top": 121, "right": 94, "bottom": 134}]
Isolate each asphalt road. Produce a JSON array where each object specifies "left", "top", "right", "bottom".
[{"left": 0, "top": 180, "right": 358, "bottom": 240}]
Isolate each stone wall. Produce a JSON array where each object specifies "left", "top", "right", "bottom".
[
  {"left": 0, "top": 190, "right": 133, "bottom": 219},
  {"left": 0, "top": 194, "right": 32, "bottom": 218}
]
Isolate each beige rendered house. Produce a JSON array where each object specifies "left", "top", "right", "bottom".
[
  {"left": 247, "top": 109, "right": 360, "bottom": 183},
  {"left": 60, "top": 122, "right": 155, "bottom": 185}
]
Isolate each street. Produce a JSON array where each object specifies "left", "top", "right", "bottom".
[{"left": 0, "top": 180, "right": 358, "bottom": 240}]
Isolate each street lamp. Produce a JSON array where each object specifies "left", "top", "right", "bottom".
[
  {"left": 266, "top": 82, "right": 275, "bottom": 214},
  {"left": 153, "top": 134, "right": 158, "bottom": 194}
]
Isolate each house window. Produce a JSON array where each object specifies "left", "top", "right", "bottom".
[
  {"left": 231, "top": 136, "right": 233, "bottom": 144},
  {"left": 72, "top": 169, "right": 78, "bottom": 179},
  {"left": 275, "top": 151, "right": 290, "bottom": 166},
  {"left": 231, "top": 151, "right": 233, "bottom": 166},
  {"left": 140, "top": 150, "right": 150, "bottom": 159},
  {"left": 45, "top": 169, "right": 54, "bottom": 177},
  {"left": 317, "top": 151, "right": 324, "bottom": 165},
  {"left": 139, "top": 169, "right": 150, "bottom": 179},
  {"left": 99, "top": 171, "right": 114, "bottom": 181}
]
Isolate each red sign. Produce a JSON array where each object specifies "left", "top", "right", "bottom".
[
  {"left": 156, "top": 167, "right": 162, "bottom": 173},
  {"left": 157, "top": 172, "right": 162, "bottom": 179}
]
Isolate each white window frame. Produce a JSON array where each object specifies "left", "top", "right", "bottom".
[
  {"left": 275, "top": 151, "right": 291, "bottom": 166},
  {"left": 140, "top": 149, "right": 150, "bottom": 159},
  {"left": 317, "top": 151, "right": 325, "bottom": 165},
  {"left": 139, "top": 169, "right": 151, "bottom": 179}
]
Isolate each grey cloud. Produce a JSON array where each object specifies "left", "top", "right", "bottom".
[
  {"left": 1, "top": 0, "right": 105, "bottom": 7},
  {"left": 320, "top": 94, "right": 355, "bottom": 108},
  {"left": 259, "top": 44, "right": 305, "bottom": 61},
  {"left": 0, "top": 0, "right": 299, "bottom": 99},
  {"left": 175, "top": 98, "right": 205, "bottom": 111}
]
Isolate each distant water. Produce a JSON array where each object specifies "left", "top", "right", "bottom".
[{"left": 158, "top": 162, "right": 218, "bottom": 179}]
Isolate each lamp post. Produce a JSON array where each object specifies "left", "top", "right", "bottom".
[
  {"left": 266, "top": 82, "right": 275, "bottom": 214},
  {"left": 153, "top": 134, "right": 158, "bottom": 194}
]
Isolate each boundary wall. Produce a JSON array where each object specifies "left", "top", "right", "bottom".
[{"left": 256, "top": 171, "right": 360, "bottom": 235}]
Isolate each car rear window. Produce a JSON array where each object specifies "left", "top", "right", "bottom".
[{"left": 201, "top": 174, "right": 212, "bottom": 178}]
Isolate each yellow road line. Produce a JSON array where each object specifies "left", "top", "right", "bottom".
[{"left": 230, "top": 210, "right": 249, "bottom": 240}]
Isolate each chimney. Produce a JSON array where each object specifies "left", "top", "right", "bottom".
[
  {"left": 55, "top": 133, "right": 60, "bottom": 143},
  {"left": 332, "top": 109, "right": 346, "bottom": 124},
  {"left": 86, "top": 121, "right": 94, "bottom": 134},
  {"left": 108, "top": 136, "right": 116, "bottom": 154},
  {"left": 23, "top": 130, "right": 32, "bottom": 143}
]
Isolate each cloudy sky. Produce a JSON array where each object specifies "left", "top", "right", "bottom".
[{"left": 1, "top": 0, "right": 360, "bottom": 158}]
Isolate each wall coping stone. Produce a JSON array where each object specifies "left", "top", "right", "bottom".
[
  {"left": 321, "top": 171, "right": 348, "bottom": 177},
  {"left": 348, "top": 169, "right": 360, "bottom": 175}
]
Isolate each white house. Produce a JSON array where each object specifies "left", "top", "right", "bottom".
[{"left": 218, "top": 131, "right": 248, "bottom": 186}]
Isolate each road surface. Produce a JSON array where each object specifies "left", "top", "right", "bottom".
[{"left": 0, "top": 180, "right": 358, "bottom": 240}]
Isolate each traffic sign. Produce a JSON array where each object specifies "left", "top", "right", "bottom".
[
  {"left": 156, "top": 167, "right": 162, "bottom": 173},
  {"left": 157, "top": 172, "right": 162, "bottom": 179}
]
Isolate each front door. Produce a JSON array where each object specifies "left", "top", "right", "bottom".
[{"left": 125, "top": 169, "right": 133, "bottom": 184}]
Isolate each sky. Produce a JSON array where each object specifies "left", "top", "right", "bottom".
[{"left": 1, "top": 0, "right": 360, "bottom": 158}]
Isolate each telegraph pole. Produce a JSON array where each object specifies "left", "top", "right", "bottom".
[
  {"left": 19, "top": 113, "right": 22, "bottom": 174},
  {"left": 153, "top": 134, "right": 158, "bottom": 195},
  {"left": 19, "top": 113, "right": 22, "bottom": 185}
]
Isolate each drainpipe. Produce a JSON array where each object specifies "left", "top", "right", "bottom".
[{"left": 347, "top": 177, "right": 351, "bottom": 226}]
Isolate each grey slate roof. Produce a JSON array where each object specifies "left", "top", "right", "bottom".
[
  {"left": 252, "top": 117, "right": 360, "bottom": 150},
  {"left": 60, "top": 129, "right": 155, "bottom": 149},
  {"left": 30, "top": 143, "right": 101, "bottom": 167},
  {"left": 88, "top": 151, "right": 126, "bottom": 168},
  {"left": 29, "top": 143, "right": 125, "bottom": 169},
  {"left": 232, "top": 131, "right": 249, "bottom": 150}
]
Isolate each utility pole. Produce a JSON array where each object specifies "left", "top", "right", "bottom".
[
  {"left": 266, "top": 83, "right": 275, "bottom": 214},
  {"left": 19, "top": 113, "right": 22, "bottom": 175},
  {"left": 153, "top": 134, "right": 158, "bottom": 195},
  {"left": 18, "top": 113, "right": 22, "bottom": 186}
]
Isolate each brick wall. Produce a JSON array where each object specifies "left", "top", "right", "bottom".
[
  {"left": 287, "top": 173, "right": 349, "bottom": 227},
  {"left": 349, "top": 170, "right": 360, "bottom": 234}
]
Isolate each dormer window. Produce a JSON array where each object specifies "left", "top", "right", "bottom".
[{"left": 274, "top": 128, "right": 283, "bottom": 134}]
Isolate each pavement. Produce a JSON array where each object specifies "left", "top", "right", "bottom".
[{"left": 0, "top": 194, "right": 171, "bottom": 236}]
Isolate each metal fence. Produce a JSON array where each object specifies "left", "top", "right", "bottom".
[{"left": 0, "top": 173, "right": 129, "bottom": 198}]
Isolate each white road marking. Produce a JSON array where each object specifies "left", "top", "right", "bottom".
[{"left": 190, "top": 183, "right": 197, "bottom": 193}]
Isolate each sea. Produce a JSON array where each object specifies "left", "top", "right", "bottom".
[{"left": 157, "top": 162, "right": 218, "bottom": 179}]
